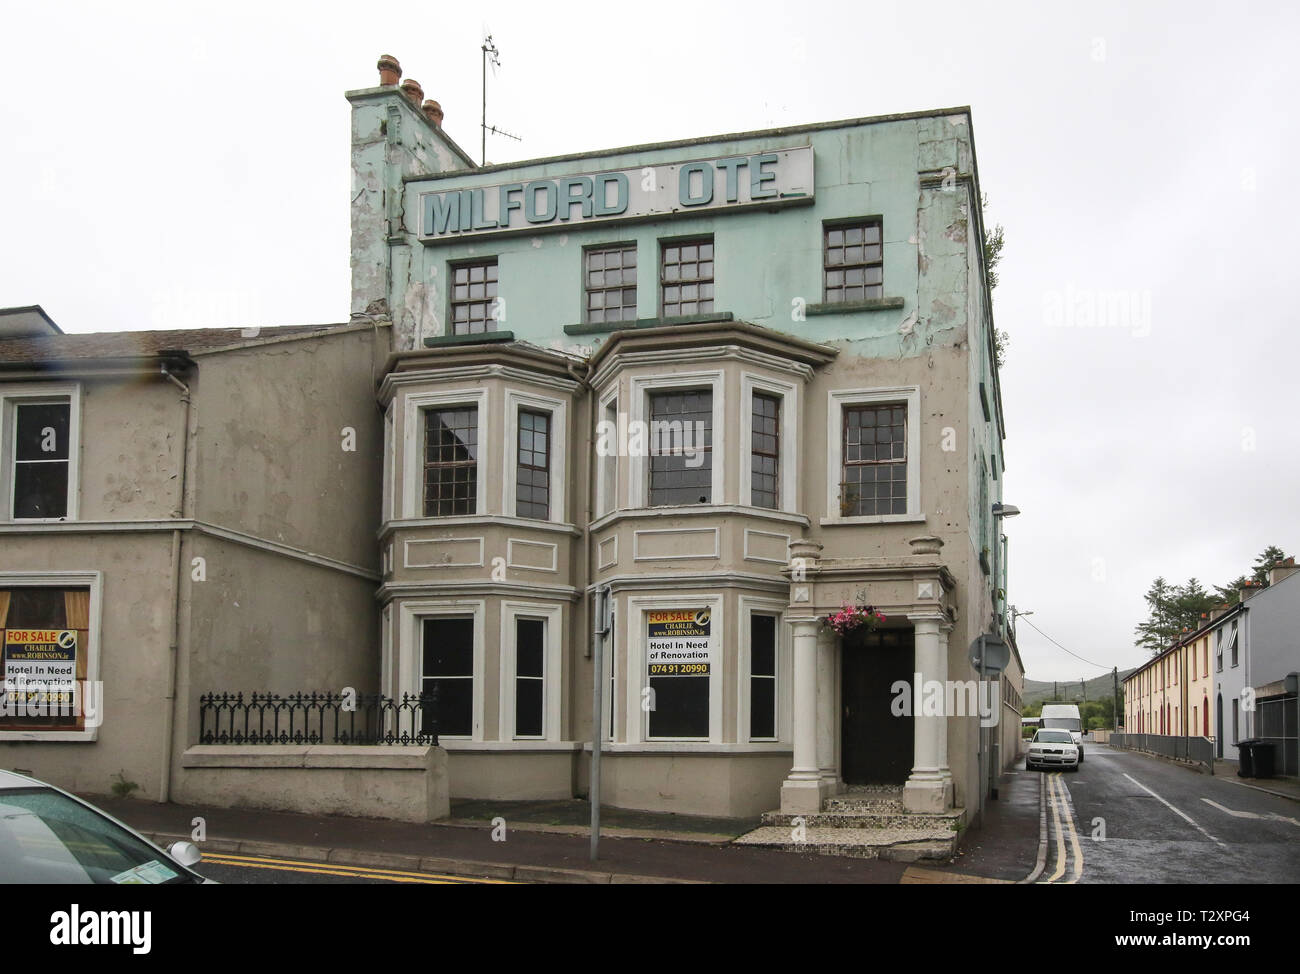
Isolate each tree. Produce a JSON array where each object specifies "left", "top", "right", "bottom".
[
  {"left": 1172, "top": 578, "right": 1216, "bottom": 629},
  {"left": 1214, "top": 545, "right": 1291, "bottom": 604},
  {"left": 1134, "top": 577, "right": 1216, "bottom": 654},
  {"left": 1251, "top": 545, "right": 1289, "bottom": 584},
  {"left": 981, "top": 193, "right": 1009, "bottom": 369},
  {"left": 1134, "top": 577, "right": 1177, "bottom": 654}
]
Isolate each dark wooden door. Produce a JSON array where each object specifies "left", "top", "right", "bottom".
[{"left": 841, "top": 628, "right": 914, "bottom": 785}]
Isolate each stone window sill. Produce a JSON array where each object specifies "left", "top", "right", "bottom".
[{"left": 805, "top": 297, "right": 905, "bottom": 315}]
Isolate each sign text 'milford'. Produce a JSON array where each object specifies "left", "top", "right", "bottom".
[{"left": 420, "top": 146, "right": 814, "bottom": 240}]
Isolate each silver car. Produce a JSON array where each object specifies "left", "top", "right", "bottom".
[
  {"left": 0, "top": 769, "right": 210, "bottom": 884},
  {"left": 1025, "top": 729, "right": 1080, "bottom": 772}
]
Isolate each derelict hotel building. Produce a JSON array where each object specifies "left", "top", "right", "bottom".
[{"left": 0, "top": 57, "right": 1019, "bottom": 823}]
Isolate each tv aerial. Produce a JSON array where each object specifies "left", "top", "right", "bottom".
[{"left": 481, "top": 33, "right": 521, "bottom": 165}]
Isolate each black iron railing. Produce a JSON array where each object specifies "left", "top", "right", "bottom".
[{"left": 198, "top": 690, "right": 438, "bottom": 746}]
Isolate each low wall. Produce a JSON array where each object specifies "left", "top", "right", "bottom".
[
  {"left": 176, "top": 745, "right": 449, "bottom": 823},
  {"left": 444, "top": 746, "right": 580, "bottom": 800},
  {"left": 578, "top": 749, "right": 791, "bottom": 818}
]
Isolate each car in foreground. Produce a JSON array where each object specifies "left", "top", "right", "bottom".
[
  {"left": 0, "top": 769, "right": 210, "bottom": 883},
  {"left": 1025, "top": 729, "right": 1081, "bottom": 772}
]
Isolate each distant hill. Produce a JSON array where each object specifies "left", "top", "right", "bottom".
[{"left": 1023, "top": 669, "right": 1135, "bottom": 708}]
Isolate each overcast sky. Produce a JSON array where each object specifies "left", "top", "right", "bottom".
[{"left": 2, "top": 1, "right": 1294, "bottom": 682}]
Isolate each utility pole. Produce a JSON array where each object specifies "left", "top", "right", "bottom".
[
  {"left": 1113, "top": 666, "right": 1120, "bottom": 730},
  {"left": 1053, "top": 680, "right": 1057, "bottom": 702},
  {"left": 1082, "top": 678, "right": 1087, "bottom": 702}
]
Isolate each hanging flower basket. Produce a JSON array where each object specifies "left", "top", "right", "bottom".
[{"left": 822, "top": 601, "right": 886, "bottom": 636}]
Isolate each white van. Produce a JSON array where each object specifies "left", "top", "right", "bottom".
[{"left": 1040, "top": 704, "right": 1084, "bottom": 762}]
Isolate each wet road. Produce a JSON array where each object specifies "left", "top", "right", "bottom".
[{"left": 1031, "top": 744, "right": 1300, "bottom": 884}]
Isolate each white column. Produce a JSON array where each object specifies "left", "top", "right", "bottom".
[
  {"left": 937, "top": 623, "right": 954, "bottom": 802},
  {"left": 816, "top": 627, "right": 838, "bottom": 787},
  {"left": 780, "top": 618, "right": 825, "bottom": 813},
  {"left": 904, "top": 614, "right": 951, "bottom": 813}
]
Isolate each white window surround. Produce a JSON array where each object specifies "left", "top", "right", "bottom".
[
  {"left": 739, "top": 372, "right": 800, "bottom": 514},
  {"left": 498, "top": 601, "right": 564, "bottom": 741},
  {"left": 823, "top": 385, "right": 922, "bottom": 525},
  {"left": 0, "top": 383, "right": 82, "bottom": 522},
  {"left": 625, "top": 592, "right": 724, "bottom": 745},
  {"left": 502, "top": 389, "right": 567, "bottom": 524},
  {"left": 0, "top": 570, "right": 102, "bottom": 742},
  {"left": 397, "top": 598, "right": 486, "bottom": 741},
  {"left": 401, "top": 388, "right": 489, "bottom": 520},
  {"left": 596, "top": 389, "right": 619, "bottom": 518},
  {"left": 628, "top": 371, "right": 725, "bottom": 510},
  {"left": 738, "top": 596, "right": 789, "bottom": 744}
]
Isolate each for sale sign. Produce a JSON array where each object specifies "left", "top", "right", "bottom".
[
  {"left": 4, "top": 629, "right": 77, "bottom": 704},
  {"left": 646, "top": 609, "right": 714, "bottom": 675}
]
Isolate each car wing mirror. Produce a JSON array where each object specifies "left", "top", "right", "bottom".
[{"left": 167, "top": 840, "right": 203, "bottom": 867}]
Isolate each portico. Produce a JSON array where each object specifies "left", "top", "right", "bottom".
[{"left": 780, "top": 536, "right": 958, "bottom": 814}]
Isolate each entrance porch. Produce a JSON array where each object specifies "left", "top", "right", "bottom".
[{"left": 779, "top": 537, "right": 958, "bottom": 815}]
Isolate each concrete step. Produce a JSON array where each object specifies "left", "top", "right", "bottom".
[
  {"left": 761, "top": 809, "right": 961, "bottom": 831},
  {"left": 733, "top": 825, "right": 959, "bottom": 861},
  {"left": 823, "top": 796, "right": 906, "bottom": 813}
]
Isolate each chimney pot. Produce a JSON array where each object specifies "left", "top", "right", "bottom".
[
  {"left": 377, "top": 54, "right": 402, "bottom": 87},
  {"left": 422, "top": 99, "right": 444, "bottom": 127},
  {"left": 400, "top": 78, "right": 424, "bottom": 106}
]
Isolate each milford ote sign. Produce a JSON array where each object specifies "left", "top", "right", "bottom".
[{"left": 419, "top": 146, "right": 815, "bottom": 240}]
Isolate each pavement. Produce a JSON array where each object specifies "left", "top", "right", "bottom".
[
  {"left": 95, "top": 745, "right": 1300, "bottom": 885},
  {"left": 87, "top": 771, "right": 1048, "bottom": 884}
]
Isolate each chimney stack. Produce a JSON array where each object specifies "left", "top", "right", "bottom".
[
  {"left": 1239, "top": 580, "right": 1263, "bottom": 602},
  {"left": 1269, "top": 556, "right": 1297, "bottom": 586},
  {"left": 422, "top": 99, "right": 444, "bottom": 127},
  {"left": 400, "top": 78, "right": 424, "bottom": 107},
  {"left": 377, "top": 54, "right": 402, "bottom": 87}
]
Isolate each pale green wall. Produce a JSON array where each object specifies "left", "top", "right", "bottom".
[{"left": 395, "top": 112, "right": 979, "bottom": 358}]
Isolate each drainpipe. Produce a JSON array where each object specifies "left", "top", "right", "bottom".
[
  {"left": 159, "top": 362, "right": 191, "bottom": 804},
  {"left": 565, "top": 359, "right": 606, "bottom": 857}
]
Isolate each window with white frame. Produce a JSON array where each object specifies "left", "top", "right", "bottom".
[
  {"left": 739, "top": 373, "right": 798, "bottom": 512},
  {"left": 423, "top": 406, "right": 478, "bottom": 516},
  {"left": 513, "top": 617, "right": 545, "bottom": 738},
  {"left": 750, "top": 393, "right": 780, "bottom": 510},
  {"left": 749, "top": 613, "right": 778, "bottom": 740},
  {"left": 1, "top": 386, "right": 80, "bottom": 521},
  {"left": 0, "top": 571, "right": 101, "bottom": 742},
  {"left": 648, "top": 389, "right": 712, "bottom": 506},
  {"left": 628, "top": 373, "right": 724, "bottom": 510},
  {"left": 596, "top": 394, "right": 618, "bottom": 517},
  {"left": 635, "top": 596, "right": 722, "bottom": 743},
  {"left": 825, "top": 387, "right": 921, "bottom": 522},
  {"left": 404, "top": 388, "right": 488, "bottom": 520},
  {"left": 514, "top": 410, "right": 551, "bottom": 520},
  {"left": 500, "top": 601, "right": 563, "bottom": 741},
  {"left": 422, "top": 616, "right": 474, "bottom": 737},
  {"left": 504, "top": 390, "right": 567, "bottom": 523}
]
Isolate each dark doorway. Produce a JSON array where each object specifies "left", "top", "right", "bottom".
[{"left": 841, "top": 627, "right": 914, "bottom": 785}]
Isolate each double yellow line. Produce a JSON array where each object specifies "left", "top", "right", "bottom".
[
  {"left": 1043, "top": 772, "right": 1083, "bottom": 884},
  {"left": 198, "top": 852, "right": 514, "bottom": 884}
]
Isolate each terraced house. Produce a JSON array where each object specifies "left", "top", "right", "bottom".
[{"left": 1, "top": 56, "right": 1019, "bottom": 830}]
